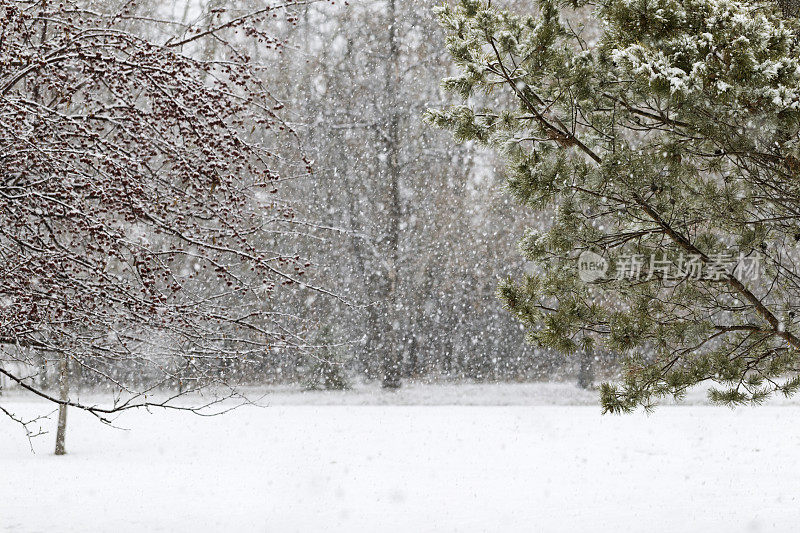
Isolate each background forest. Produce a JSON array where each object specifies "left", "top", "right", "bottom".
[{"left": 1, "top": 0, "right": 602, "bottom": 399}]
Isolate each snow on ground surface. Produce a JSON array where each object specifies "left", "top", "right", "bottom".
[{"left": 2, "top": 382, "right": 799, "bottom": 532}]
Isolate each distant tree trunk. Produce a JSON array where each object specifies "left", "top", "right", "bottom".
[
  {"left": 380, "top": 0, "right": 403, "bottom": 390},
  {"left": 442, "top": 328, "right": 454, "bottom": 375},
  {"left": 177, "top": 359, "right": 184, "bottom": 394},
  {"left": 54, "top": 352, "right": 69, "bottom": 455},
  {"left": 39, "top": 352, "right": 49, "bottom": 390},
  {"left": 364, "top": 297, "right": 383, "bottom": 380},
  {"left": 406, "top": 332, "right": 420, "bottom": 378},
  {"left": 339, "top": 131, "right": 380, "bottom": 379},
  {"left": 577, "top": 350, "right": 594, "bottom": 390}
]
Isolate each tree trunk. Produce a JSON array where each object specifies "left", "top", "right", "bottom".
[
  {"left": 577, "top": 350, "right": 594, "bottom": 390},
  {"left": 39, "top": 352, "right": 49, "bottom": 390},
  {"left": 54, "top": 352, "right": 69, "bottom": 456},
  {"left": 364, "top": 293, "right": 383, "bottom": 380},
  {"left": 380, "top": 0, "right": 403, "bottom": 390}
]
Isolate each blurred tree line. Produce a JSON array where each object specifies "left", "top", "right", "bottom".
[
  {"left": 255, "top": 0, "right": 587, "bottom": 387},
  {"left": 4, "top": 0, "right": 608, "bottom": 396}
]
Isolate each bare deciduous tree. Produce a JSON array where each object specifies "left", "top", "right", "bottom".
[{"left": 0, "top": 0, "right": 330, "bottom": 453}]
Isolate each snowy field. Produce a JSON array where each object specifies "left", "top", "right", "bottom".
[{"left": 2, "top": 383, "right": 799, "bottom": 532}]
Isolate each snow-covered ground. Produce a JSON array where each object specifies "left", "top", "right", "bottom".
[{"left": 2, "top": 383, "right": 799, "bottom": 532}]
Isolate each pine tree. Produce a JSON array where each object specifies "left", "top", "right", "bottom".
[{"left": 429, "top": 0, "right": 800, "bottom": 411}]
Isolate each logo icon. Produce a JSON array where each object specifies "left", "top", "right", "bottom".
[{"left": 578, "top": 251, "right": 608, "bottom": 283}]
